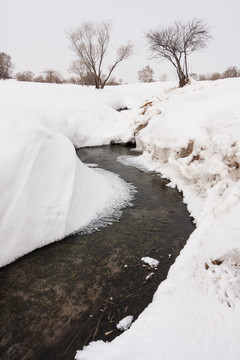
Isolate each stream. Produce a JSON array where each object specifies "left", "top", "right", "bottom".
[{"left": 0, "top": 145, "right": 195, "bottom": 360}]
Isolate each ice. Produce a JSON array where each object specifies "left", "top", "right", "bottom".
[{"left": 0, "top": 118, "right": 136, "bottom": 267}]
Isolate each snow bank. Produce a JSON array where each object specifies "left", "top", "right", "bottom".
[
  {"left": 0, "top": 80, "right": 173, "bottom": 267},
  {"left": 3, "top": 78, "right": 239, "bottom": 358},
  {"left": 0, "top": 118, "right": 135, "bottom": 267},
  {"left": 0, "top": 81, "right": 174, "bottom": 148},
  {"left": 76, "top": 78, "right": 240, "bottom": 360}
]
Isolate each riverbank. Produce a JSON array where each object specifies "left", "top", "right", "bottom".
[
  {"left": 76, "top": 78, "right": 240, "bottom": 360},
  {"left": 1, "top": 79, "right": 240, "bottom": 359},
  {"left": 0, "top": 80, "right": 174, "bottom": 267},
  {"left": 0, "top": 145, "right": 194, "bottom": 359}
]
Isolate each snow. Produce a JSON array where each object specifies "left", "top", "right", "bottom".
[
  {"left": 0, "top": 117, "right": 136, "bottom": 267},
  {"left": 141, "top": 256, "right": 159, "bottom": 268},
  {"left": 74, "top": 78, "right": 240, "bottom": 360},
  {"left": 0, "top": 80, "right": 173, "bottom": 148},
  {"left": 1, "top": 81, "right": 167, "bottom": 266},
  {"left": 116, "top": 315, "right": 134, "bottom": 331},
  {"left": 1, "top": 78, "right": 240, "bottom": 359}
]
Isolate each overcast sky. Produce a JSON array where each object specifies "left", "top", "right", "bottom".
[{"left": 1, "top": 0, "right": 240, "bottom": 82}]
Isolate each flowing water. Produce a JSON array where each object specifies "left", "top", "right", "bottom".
[{"left": 0, "top": 145, "right": 195, "bottom": 360}]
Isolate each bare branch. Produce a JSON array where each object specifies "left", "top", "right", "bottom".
[{"left": 101, "top": 43, "right": 134, "bottom": 87}]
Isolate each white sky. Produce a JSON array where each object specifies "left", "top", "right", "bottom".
[{"left": 1, "top": 0, "right": 240, "bottom": 83}]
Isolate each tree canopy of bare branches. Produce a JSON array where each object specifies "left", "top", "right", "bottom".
[
  {"left": 16, "top": 71, "right": 34, "bottom": 82},
  {"left": 0, "top": 52, "right": 14, "bottom": 80},
  {"left": 43, "top": 69, "right": 63, "bottom": 84},
  {"left": 146, "top": 18, "right": 211, "bottom": 87},
  {"left": 68, "top": 60, "right": 87, "bottom": 85},
  {"left": 67, "top": 21, "right": 133, "bottom": 89},
  {"left": 196, "top": 65, "right": 240, "bottom": 81},
  {"left": 222, "top": 66, "right": 239, "bottom": 79},
  {"left": 138, "top": 65, "right": 155, "bottom": 83}
]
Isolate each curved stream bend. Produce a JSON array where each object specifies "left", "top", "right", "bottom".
[{"left": 0, "top": 145, "right": 195, "bottom": 360}]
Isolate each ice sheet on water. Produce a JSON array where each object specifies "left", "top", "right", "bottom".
[
  {"left": 76, "top": 168, "right": 136, "bottom": 235},
  {"left": 117, "top": 155, "right": 157, "bottom": 173}
]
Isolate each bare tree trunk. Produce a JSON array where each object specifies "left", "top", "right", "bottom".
[
  {"left": 175, "top": 57, "right": 187, "bottom": 87},
  {"left": 184, "top": 52, "right": 189, "bottom": 81}
]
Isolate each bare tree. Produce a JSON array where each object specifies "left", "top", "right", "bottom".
[
  {"left": 138, "top": 65, "right": 155, "bottom": 83},
  {"left": 34, "top": 75, "right": 45, "bottom": 83},
  {"left": 16, "top": 71, "right": 34, "bottom": 82},
  {"left": 198, "top": 74, "right": 207, "bottom": 81},
  {"left": 43, "top": 69, "right": 63, "bottom": 84},
  {"left": 0, "top": 52, "right": 14, "bottom": 79},
  {"left": 68, "top": 59, "right": 87, "bottom": 85},
  {"left": 210, "top": 72, "right": 221, "bottom": 81},
  {"left": 146, "top": 18, "right": 211, "bottom": 87},
  {"left": 196, "top": 65, "right": 240, "bottom": 81},
  {"left": 67, "top": 21, "right": 133, "bottom": 89},
  {"left": 222, "top": 66, "right": 238, "bottom": 79}
]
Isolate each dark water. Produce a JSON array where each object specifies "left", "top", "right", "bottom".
[{"left": 0, "top": 145, "right": 195, "bottom": 360}]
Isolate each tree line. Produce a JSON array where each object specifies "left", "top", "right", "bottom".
[
  {"left": 137, "top": 65, "right": 240, "bottom": 83},
  {"left": 192, "top": 66, "right": 240, "bottom": 81},
  {"left": 1, "top": 18, "right": 238, "bottom": 88},
  {"left": 14, "top": 68, "right": 123, "bottom": 85}
]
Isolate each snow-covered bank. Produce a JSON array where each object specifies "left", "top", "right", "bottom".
[
  {"left": 2, "top": 78, "right": 240, "bottom": 358},
  {"left": 76, "top": 78, "right": 240, "bottom": 360},
  {"left": 0, "top": 80, "right": 174, "bottom": 148},
  {"left": 0, "top": 80, "right": 173, "bottom": 266},
  {"left": 0, "top": 118, "right": 134, "bottom": 267}
]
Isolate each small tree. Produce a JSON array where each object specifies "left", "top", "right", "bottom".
[
  {"left": 222, "top": 66, "right": 238, "bottom": 79},
  {"left": 198, "top": 74, "right": 207, "bottom": 81},
  {"left": 68, "top": 21, "right": 133, "bottom": 89},
  {"left": 138, "top": 65, "right": 154, "bottom": 83},
  {"left": 68, "top": 59, "right": 87, "bottom": 85},
  {"left": 0, "top": 52, "right": 14, "bottom": 79},
  {"left": 43, "top": 69, "right": 63, "bottom": 84},
  {"left": 34, "top": 75, "right": 45, "bottom": 83},
  {"left": 210, "top": 72, "right": 221, "bottom": 81},
  {"left": 16, "top": 71, "right": 34, "bottom": 82},
  {"left": 146, "top": 18, "right": 211, "bottom": 87}
]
